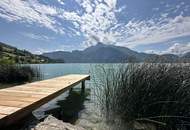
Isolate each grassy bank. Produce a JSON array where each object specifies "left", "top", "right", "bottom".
[
  {"left": 94, "top": 63, "right": 190, "bottom": 130},
  {"left": 0, "top": 65, "right": 42, "bottom": 84},
  {"left": 0, "top": 42, "right": 54, "bottom": 64}
]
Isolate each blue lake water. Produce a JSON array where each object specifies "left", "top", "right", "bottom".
[
  {"left": 31, "top": 63, "right": 91, "bottom": 79},
  {"left": 28, "top": 63, "right": 114, "bottom": 130},
  {"left": 9, "top": 63, "right": 189, "bottom": 130},
  {"left": 1, "top": 63, "right": 122, "bottom": 130}
]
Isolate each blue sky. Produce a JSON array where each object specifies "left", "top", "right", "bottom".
[{"left": 0, "top": 0, "right": 190, "bottom": 55}]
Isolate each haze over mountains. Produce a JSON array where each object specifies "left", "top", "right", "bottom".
[{"left": 43, "top": 42, "right": 190, "bottom": 63}]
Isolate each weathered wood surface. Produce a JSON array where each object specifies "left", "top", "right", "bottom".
[{"left": 0, "top": 74, "right": 90, "bottom": 126}]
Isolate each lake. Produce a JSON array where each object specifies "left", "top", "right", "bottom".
[
  {"left": 2, "top": 63, "right": 189, "bottom": 130},
  {"left": 24, "top": 63, "right": 113, "bottom": 130}
]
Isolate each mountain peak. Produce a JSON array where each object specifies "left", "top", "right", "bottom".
[
  {"left": 43, "top": 43, "right": 190, "bottom": 63},
  {"left": 96, "top": 42, "right": 105, "bottom": 46}
]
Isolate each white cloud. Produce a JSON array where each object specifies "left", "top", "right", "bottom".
[
  {"left": 57, "top": 0, "right": 64, "bottom": 5},
  {"left": 117, "top": 15, "right": 190, "bottom": 48},
  {"left": 163, "top": 43, "right": 190, "bottom": 55},
  {"left": 57, "top": 0, "right": 190, "bottom": 48},
  {"left": 59, "top": 0, "right": 120, "bottom": 45},
  {"left": 0, "top": 0, "right": 190, "bottom": 51},
  {"left": 144, "top": 50, "right": 161, "bottom": 54},
  {"left": 35, "top": 44, "right": 84, "bottom": 54},
  {"left": 161, "top": 13, "right": 168, "bottom": 18},
  {"left": 104, "top": 0, "right": 117, "bottom": 9},
  {"left": 60, "top": 44, "right": 84, "bottom": 51},
  {"left": 81, "top": 0, "right": 94, "bottom": 13},
  {"left": 0, "top": 0, "right": 64, "bottom": 33},
  {"left": 29, "top": 1, "right": 58, "bottom": 16},
  {"left": 22, "top": 33, "right": 54, "bottom": 41}
]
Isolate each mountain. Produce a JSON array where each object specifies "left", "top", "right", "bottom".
[
  {"left": 182, "top": 52, "right": 190, "bottom": 58},
  {"left": 43, "top": 42, "right": 190, "bottom": 63},
  {"left": 0, "top": 42, "right": 58, "bottom": 64},
  {"left": 43, "top": 42, "right": 183, "bottom": 63},
  {"left": 178, "top": 52, "right": 190, "bottom": 63}
]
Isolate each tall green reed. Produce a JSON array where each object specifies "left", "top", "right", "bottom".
[
  {"left": 94, "top": 63, "right": 190, "bottom": 130},
  {"left": 0, "top": 64, "right": 42, "bottom": 83}
]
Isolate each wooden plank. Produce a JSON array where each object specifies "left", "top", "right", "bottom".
[
  {"left": 0, "top": 100, "right": 30, "bottom": 108},
  {"left": 0, "top": 89, "right": 51, "bottom": 95},
  {"left": 0, "top": 91, "right": 46, "bottom": 98},
  {"left": 6, "top": 87, "right": 61, "bottom": 93},
  {"left": 0, "top": 74, "right": 90, "bottom": 127},
  {"left": 0, "top": 95, "right": 38, "bottom": 102},
  {"left": 0, "top": 114, "right": 6, "bottom": 119},
  {"left": 0, "top": 106, "right": 20, "bottom": 115}
]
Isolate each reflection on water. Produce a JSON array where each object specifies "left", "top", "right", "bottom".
[
  {"left": 29, "top": 63, "right": 109, "bottom": 129},
  {"left": 1, "top": 64, "right": 110, "bottom": 130},
  {"left": 45, "top": 88, "right": 90, "bottom": 124}
]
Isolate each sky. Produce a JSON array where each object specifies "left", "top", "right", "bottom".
[{"left": 0, "top": 0, "right": 190, "bottom": 55}]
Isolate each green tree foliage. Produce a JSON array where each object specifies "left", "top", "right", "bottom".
[
  {"left": 0, "top": 58, "right": 15, "bottom": 64},
  {"left": 0, "top": 43, "right": 53, "bottom": 64}
]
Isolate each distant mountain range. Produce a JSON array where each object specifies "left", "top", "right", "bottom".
[
  {"left": 1, "top": 41, "right": 189, "bottom": 64},
  {"left": 43, "top": 42, "right": 190, "bottom": 63},
  {"left": 0, "top": 42, "right": 58, "bottom": 64}
]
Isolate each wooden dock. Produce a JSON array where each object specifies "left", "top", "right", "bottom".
[{"left": 0, "top": 74, "right": 90, "bottom": 127}]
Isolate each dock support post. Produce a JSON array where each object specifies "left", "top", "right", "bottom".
[
  {"left": 69, "top": 88, "right": 73, "bottom": 93},
  {"left": 81, "top": 81, "right": 85, "bottom": 91}
]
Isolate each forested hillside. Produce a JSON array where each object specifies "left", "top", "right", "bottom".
[{"left": 0, "top": 42, "right": 55, "bottom": 64}]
